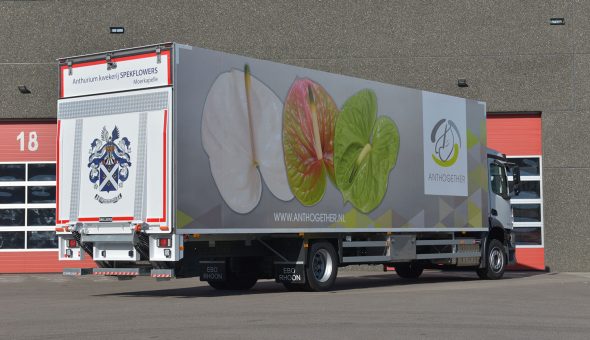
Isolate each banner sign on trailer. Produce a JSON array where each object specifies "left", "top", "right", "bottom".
[
  {"left": 173, "top": 46, "right": 489, "bottom": 232},
  {"left": 60, "top": 51, "right": 170, "bottom": 98}
]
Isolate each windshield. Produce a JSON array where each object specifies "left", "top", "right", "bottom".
[{"left": 490, "top": 163, "right": 508, "bottom": 198}]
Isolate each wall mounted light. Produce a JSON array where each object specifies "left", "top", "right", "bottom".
[
  {"left": 110, "top": 26, "right": 125, "bottom": 34},
  {"left": 18, "top": 85, "right": 31, "bottom": 94},
  {"left": 549, "top": 18, "right": 565, "bottom": 25},
  {"left": 457, "top": 79, "right": 468, "bottom": 88}
]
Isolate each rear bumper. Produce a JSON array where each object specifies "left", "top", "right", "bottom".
[
  {"left": 63, "top": 267, "right": 174, "bottom": 280},
  {"left": 58, "top": 232, "right": 182, "bottom": 262}
]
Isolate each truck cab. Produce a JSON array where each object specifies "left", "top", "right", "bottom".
[{"left": 482, "top": 149, "right": 520, "bottom": 279}]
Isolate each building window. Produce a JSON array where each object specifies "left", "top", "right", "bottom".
[
  {"left": 508, "top": 156, "right": 543, "bottom": 247},
  {"left": 0, "top": 164, "right": 26, "bottom": 182},
  {"left": 0, "top": 162, "right": 57, "bottom": 250}
]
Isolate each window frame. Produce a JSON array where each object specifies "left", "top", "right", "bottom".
[
  {"left": 507, "top": 155, "right": 543, "bottom": 248},
  {"left": 0, "top": 161, "right": 57, "bottom": 251}
]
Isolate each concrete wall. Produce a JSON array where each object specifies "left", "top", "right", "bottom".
[{"left": 1, "top": 0, "right": 587, "bottom": 270}]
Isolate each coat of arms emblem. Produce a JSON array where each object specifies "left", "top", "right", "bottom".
[{"left": 88, "top": 126, "right": 132, "bottom": 203}]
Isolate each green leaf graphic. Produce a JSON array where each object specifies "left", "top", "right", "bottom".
[{"left": 334, "top": 90, "right": 400, "bottom": 213}]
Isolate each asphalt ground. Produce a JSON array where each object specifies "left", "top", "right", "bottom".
[{"left": 0, "top": 270, "right": 588, "bottom": 340}]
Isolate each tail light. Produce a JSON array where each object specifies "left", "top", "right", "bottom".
[
  {"left": 158, "top": 237, "right": 171, "bottom": 248},
  {"left": 68, "top": 239, "right": 78, "bottom": 248}
]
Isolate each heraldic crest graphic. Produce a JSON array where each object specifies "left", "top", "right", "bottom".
[{"left": 88, "top": 126, "right": 132, "bottom": 204}]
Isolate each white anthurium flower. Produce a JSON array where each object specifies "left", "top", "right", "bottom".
[{"left": 202, "top": 65, "right": 293, "bottom": 214}]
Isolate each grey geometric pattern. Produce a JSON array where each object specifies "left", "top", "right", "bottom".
[
  {"left": 58, "top": 91, "right": 169, "bottom": 119},
  {"left": 133, "top": 112, "right": 148, "bottom": 220},
  {"left": 69, "top": 119, "right": 83, "bottom": 221}
]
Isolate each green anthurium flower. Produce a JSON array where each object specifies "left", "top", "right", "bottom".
[{"left": 334, "top": 89, "right": 400, "bottom": 213}]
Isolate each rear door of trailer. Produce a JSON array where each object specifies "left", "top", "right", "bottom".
[{"left": 57, "top": 47, "right": 172, "bottom": 235}]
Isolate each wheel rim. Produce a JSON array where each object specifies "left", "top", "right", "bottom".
[
  {"left": 489, "top": 247, "right": 504, "bottom": 273},
  {"left": 312, "top": 249, "right": 333, "bottom": 283}
]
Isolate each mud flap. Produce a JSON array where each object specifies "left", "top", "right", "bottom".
[
  {"left": 199, "top": 260, "right": 227, "bottom": 282},
  {"left": 274, "top": 262, "right": 306, "bottom": 284}
]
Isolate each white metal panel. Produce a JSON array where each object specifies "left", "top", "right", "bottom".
[
  {"left": 145, "top": 110, "right": 166, "bottom": 224},
  {"left": 57, "top": 88, "right": 172, "bottom": 227},
  {"left": 58, "top": 119, "right": 76, "bottom": 223}
]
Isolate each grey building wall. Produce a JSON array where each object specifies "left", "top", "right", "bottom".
[{"left": 0, "top": 0, "right": 587, "bottom": 271}]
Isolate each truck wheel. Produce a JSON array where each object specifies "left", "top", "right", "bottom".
[
  {"left": 304, "top": 241, "right": 338, "bottom": 292},
  {"left": 477, "top": 238, "right": 507, "bottom": 280},
  {"left": 207, "top": 281, "right": 228, "bottom": 290},
  {"left": 208, "top": 272, "right": 257, "bottom": 291},
  {"left": 395, "top": 262, "right": 424, "bottom": 279},
  {"left": 282, "top": 282, "right": 306, "bottom": 291},
  {"left": 226, "top": 274, "right": 258, "bottom": 290}
]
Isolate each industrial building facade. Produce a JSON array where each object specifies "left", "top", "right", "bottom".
[{"left": 0, "top": 1, "right": 587, "bottom": 272}]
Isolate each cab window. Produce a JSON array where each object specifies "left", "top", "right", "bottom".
[{"left": 490, "top": 163, "right": 508, "bottom": 198}]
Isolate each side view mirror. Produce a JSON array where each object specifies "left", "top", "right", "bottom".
[{"left": 512, "top": 166, "right": 521, "bottom": 196}]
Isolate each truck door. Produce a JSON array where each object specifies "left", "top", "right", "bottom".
[
  {"left": 56, "top": 88, "right": 171, "bottom": 233},
  {"left": 488, "top": 160, "right": 512, "bottom": 229}
]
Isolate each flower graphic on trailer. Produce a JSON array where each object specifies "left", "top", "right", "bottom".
[
  {"left": 88, "top": 126, "right": 132, "bottom": 194},
  {"left": 431, "top": 119, "right": 461, "bottom": 167},
  {"left": 202, "top": 65, "right": 293, "bottom": 214}
]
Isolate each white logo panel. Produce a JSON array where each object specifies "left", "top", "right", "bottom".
[{"left": 422, "top": 92, "right": 468, "bottom": 196}]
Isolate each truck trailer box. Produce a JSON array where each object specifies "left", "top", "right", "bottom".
[
  {"left": 58, "top": 43, "right": 488, "bottom": 234},
  {"left": 57, "top": 43, "right": 515, "bottom": 290}
]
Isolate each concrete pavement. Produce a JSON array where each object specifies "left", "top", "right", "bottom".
[{"left": 0, "top": 270, "right": 588, "bottom": 339}]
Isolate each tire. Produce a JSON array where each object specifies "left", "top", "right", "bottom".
[
  {"left": 477, "top": 238, "right": 507, "bottom": 280},
  {"left": 226, "top": 274, "right": 258, "bottom": 290},
  {"left": 304, "top": 241, "right": 338, "bottom": 292},
  {"left": 208, "top": 280, "right": 229, "bottom": 290},
  {"left": 207, "top": 259, "right": 258, "bottom": 291},
  {"left": 207, "top": 275, "right": 257, "bottom": 290},
  {"left": 283, "top": 282, "right": 306, "bottom": 291},
  {"left": 395, "top": 262, "right": 424, "bottom": 279}
]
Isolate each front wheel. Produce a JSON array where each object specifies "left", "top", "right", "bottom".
[
  {"left": 477, "top": 238, "right": 507, "bottom": 280},
  {"left": 304, "top": 241, "right": 338, "bottom": 292}
]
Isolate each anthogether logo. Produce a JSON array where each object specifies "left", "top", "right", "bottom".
[
  {"left": 88, "top": 126, "right": 132, "bottom": 204},
  {"left": 430, "top": 118, "right": 461, "bottom": 167}
]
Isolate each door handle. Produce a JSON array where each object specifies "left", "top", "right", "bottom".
[{"left": 491, "top": 209, "right": 498, "bottom": 216}]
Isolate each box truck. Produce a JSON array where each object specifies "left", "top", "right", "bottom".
[{"left": 56, "top": 43, "right": 520, "bottom": 291}]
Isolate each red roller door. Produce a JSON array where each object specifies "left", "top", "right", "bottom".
[
  {"left": 0, "top": 121, "right": 95, "bottom": 273},
  {"left": 487, "top": 113, "right": 545, "bottom": 270}
]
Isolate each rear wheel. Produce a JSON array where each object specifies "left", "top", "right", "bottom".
[
  {"left": 395, "top": 262, "right": 424, "bottom": 279},
  {"left": 207, "top": 274, "right": 258, "bottom": 290},
  {"left": 207, "top": 258, "right": 258, "bottom": 291},
  {"left": 476, "top": 238, "right": 507, "bottom": 280},
  {"left": 226, "top": 274, "right": 258, "bottom": 290},
  {"left": 303, "top": 241, "right": 338, "bottom": 292},
  {"left": 282, "top": 282, "right": 306, "bottom": 291},
  {"left": 207, "top": 280, "right": 229, "bottom": 290}
]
